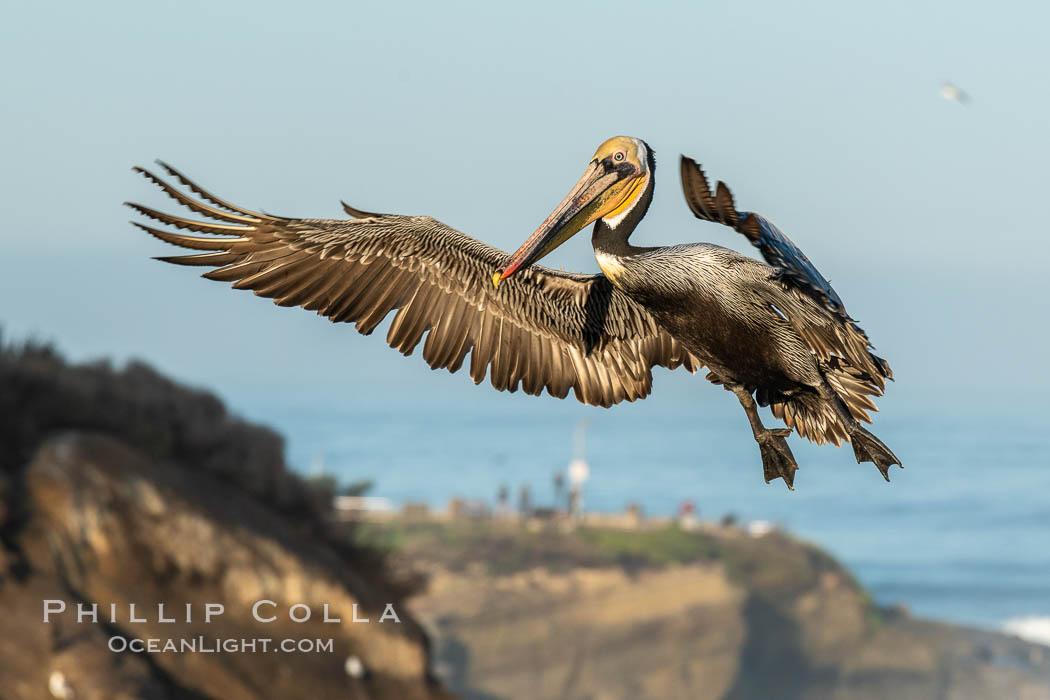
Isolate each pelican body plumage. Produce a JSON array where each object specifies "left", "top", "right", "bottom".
[{"left": 129, "top": 136, "right": 900, "bottom": 488}]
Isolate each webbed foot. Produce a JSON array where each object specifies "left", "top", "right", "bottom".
[
  {"left": 756, "top": 428, "right": 798, "bottom": 490},
  {"left": 850, "top": 426, "right": 902, "bottom": 481}
]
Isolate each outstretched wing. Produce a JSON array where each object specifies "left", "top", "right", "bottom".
[
  {"left": 128, "top": 162, "right": 701, "bottom": 408},
  {"left": 679, "top": 156, "right": 893, "bottom": 445}
]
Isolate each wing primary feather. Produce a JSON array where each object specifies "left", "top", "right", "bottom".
[
  {"left": 154, "top": 252, "right": 239, "bottom": 267},
  {"left": 134, "top": 222, "right": 246, "bottom": 251},
  {"left": 155, "top": 161, "right": 278, "bottom": 220},
  {"left": 201, "top": 248, "right": 298, "bottom": 283},
  {"left": 125, "top": 202, "right": 256, "bottom": 235},
  {"left": 132, "top": 167, "right": 261, "bottom": 224}
]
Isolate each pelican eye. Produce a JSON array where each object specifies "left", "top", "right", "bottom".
[{"left": 614, "top": 152, "right": 625, "bottom": 162}]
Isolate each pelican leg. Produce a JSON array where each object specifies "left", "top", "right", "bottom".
[
  {"left": 818, "top": 385, "right": 902, "bottom": 481},
  {"left": 726, "top": 384, "right": 798, "bottom": 489}
]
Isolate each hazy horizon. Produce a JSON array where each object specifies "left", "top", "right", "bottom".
[{"left": 3, "top": 0, "right": 1048, "bottom": 418}]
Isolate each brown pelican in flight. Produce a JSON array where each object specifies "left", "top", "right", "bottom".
[{"left": 129, "top": 136, "right": 900, "bottom": 488}]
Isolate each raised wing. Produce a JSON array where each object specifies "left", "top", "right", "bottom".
[
  {"left": 678, "top": 156, "right": 893, "bottom": 445},
  {"left": 679, "top": 156, "right": 846, "bottom": 316},
  {"left": 128, "top": 162, "right": 701, "bottom": 407}
]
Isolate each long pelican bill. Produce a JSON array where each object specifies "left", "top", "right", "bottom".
[{"left": 494, "top": 156, "right": 644, "bottom": 287}]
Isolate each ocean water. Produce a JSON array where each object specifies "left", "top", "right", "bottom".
[{"left": 234, "top": 383, "right": 1049, "bottom": 639}]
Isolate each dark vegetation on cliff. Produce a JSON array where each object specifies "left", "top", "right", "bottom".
[
  {"left": 0, "top": 335, "right": 447, "bottom": 700},
  {"left": 364, "top": 519, "right": 855, "bottom": 595},
  {"left": 0, "top": 335, "right": 415, "bottom": 599}
]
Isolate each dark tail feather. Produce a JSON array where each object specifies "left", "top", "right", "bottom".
[{"left": 850, "top": 427, "right": 901, "bottom": 481}]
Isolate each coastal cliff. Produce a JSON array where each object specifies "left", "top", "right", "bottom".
[
  {"left": 0, "top": 341, "right": 451, "bottom": 700},
  {"left": 379, "top": 521, "right": 1050, "bottom": 700}
]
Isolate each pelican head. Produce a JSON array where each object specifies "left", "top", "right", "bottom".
[{"left": 494, "top": 136, "right": 653, "bottom": 286}]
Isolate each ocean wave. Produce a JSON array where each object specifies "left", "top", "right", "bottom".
[{"left": 1002, "top": 616, "right": 1050, "bottom": 646}]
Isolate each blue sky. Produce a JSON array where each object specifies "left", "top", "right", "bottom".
[{"left": 2, "top": 0, "right": 1048, "bottom": 417}]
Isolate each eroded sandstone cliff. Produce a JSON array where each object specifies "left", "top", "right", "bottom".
[
  {"left": 0, "top": 342, "right": 452, "bottom": 699},
  {"left": 385, "top": 521, "right": 1050, "bottom": 700}
]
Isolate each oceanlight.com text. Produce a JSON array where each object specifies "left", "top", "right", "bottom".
[{"left": 108, "top": 636, "right": 335, "bottom": 654}]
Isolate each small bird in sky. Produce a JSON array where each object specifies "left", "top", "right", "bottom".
[{"left": 940, "top": 82, "right": 970, "bottom": 105}]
